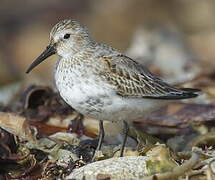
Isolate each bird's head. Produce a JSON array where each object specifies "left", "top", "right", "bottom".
[{"left": 26, "top": 19, "right": 91, "bottom": 73}]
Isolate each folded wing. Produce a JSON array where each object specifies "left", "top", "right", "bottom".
[{"left": 102, "top": 54, "right": 199, "bottom": 99}]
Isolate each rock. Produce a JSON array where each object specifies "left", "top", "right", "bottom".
[{"left": 66, "top": 156, "right": 148, "bottom": 180}]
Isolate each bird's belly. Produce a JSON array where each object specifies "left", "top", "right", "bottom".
[
  {"left": 55, "top": 71, "right": 165, "bottom": 122},
  {"left": 98, "top": 97, "right": 165, "bottom": 122}
]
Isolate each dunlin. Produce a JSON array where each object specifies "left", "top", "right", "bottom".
[{"left": 26, "top": 19, "right": 199, "bottom": 157}]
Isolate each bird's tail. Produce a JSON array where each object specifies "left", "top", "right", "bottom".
[
  {"left": 180, "top": 88, "right": 201, "bottom": 93},
  {"left": 176, "top": 88, "right": 201, "bottom": 99},
  {"left": 144, "top": 87, "right": 201, "bottom": 99}
]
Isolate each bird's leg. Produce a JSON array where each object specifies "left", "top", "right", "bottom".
[
  {"left": 97, "top": 120, "right": 105, "bottom": 151},
  {"left": 92, "top": 120, "right": 104, "bottom": 162},
  {"left": 120, "top": 120, "right": 129, "bottom": 157}
]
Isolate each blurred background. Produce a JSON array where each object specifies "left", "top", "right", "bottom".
[{"left": 1, "top": 0, "right": 215, "bottom": 87}]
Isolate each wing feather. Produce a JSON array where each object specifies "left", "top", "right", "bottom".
[{"left": 101, "top": 54, "right": 198, "bottom": 99}]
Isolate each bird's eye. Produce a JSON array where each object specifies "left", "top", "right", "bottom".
[{"left": 63, "top": 34, "right": 70, "bottom": 39}]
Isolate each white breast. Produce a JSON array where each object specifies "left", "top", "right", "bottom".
[{"left": 55, "top": 58, "right": 115, "bottom": 117}]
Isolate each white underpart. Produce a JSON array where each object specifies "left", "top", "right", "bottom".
[{"left": 55, "top": 55, "right": 165, "bottom": 123}]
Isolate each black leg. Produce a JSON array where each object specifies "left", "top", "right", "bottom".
[
  {"left": 92, "top": 120, "right": 104, "bottom": 162},
  {"left": 120, "top": 121, "right": 129, "bottom": 157},
  {"left": 97, "top": 120, "right": 105, "bottom": 151}
]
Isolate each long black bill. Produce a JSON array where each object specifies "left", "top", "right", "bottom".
[{"left": 26, "top": 44, "right": 56, "bottom": 73}]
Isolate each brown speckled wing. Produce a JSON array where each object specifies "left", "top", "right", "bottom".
[{"left": 102, "top": 54, "right": 198, "bottom": 99}]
